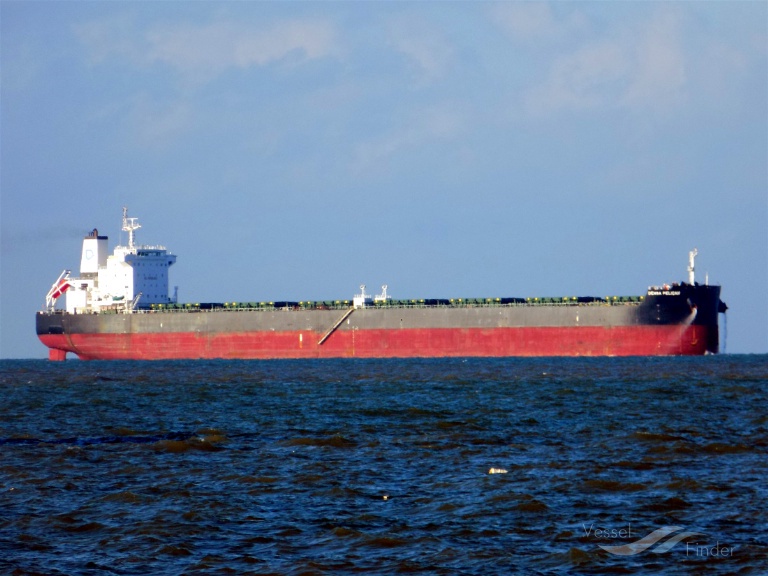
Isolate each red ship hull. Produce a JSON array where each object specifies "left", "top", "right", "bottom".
[{"left": 39, "top": 324, "right": 711, "bottom": 360}]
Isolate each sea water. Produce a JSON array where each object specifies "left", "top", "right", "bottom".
[{"left": 1, "top": 356, "right": 766, "bottom": 575}]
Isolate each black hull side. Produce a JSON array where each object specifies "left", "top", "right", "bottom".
[{"left": 639, "top": 284, "right": 724, "bottom": 353}]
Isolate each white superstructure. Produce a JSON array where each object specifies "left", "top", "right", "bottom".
[{"left": 51, "top": 207, "right": 177, "bottom": 313}]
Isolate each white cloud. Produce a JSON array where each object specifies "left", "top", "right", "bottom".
[
  {"left": 622, "top": 11, "right": 686, "bottom": 109},
  {"left": 522, "top": 8, "right": 688, "bottom": 116},
  {"left": 525, "top": 40, "right": 628, "bottom": 114},
  {"left": 74, "top": 14, "right": 145, "bottom": 65},
  {"left": 87, "top": 91, "right": 194, "bottom": 149},
  {"left": 134, "top": 97, "right": 194, "bottom": 146},
  {"left": 491, "top": 2, "right": 585, "bottom": 44},
  {"left": 146, "top": 19, "right": 337, "bottom": 79},
  {"left": 352, "top": 102, "right": 465, "bottom": 174},
  {"left": 492, "top": 2, "right": 559, "bottom": 42},
  {"left": 76, "top": 16, "right": 337, "bottom": 80},
  {"left": 388, "top": 17, "right": 454, "bottom": 84}
]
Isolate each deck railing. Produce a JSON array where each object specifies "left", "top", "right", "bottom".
[{"left": 39, "top": 297, "right": 644, "bottom": 315}]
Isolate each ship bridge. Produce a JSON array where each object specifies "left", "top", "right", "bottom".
[{"left": 61, "top": 207, "right": 177, "bottom": 313}]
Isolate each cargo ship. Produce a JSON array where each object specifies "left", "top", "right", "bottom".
[{"left": 37, "top": 208, "right": 727, "bottom": 360}]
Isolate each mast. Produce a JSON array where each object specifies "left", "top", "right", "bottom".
[
  {"left": 122, "top": 206, "right": 141, "bottom": 250},
  {"left": 688, "top": 248, "right": 698, "bottom": 285}
]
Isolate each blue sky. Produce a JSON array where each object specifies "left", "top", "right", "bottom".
[{"left": 2, "top": 1, "right": 766, "bottom": 358}]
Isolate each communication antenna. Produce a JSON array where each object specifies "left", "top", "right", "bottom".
[{"left": 122, "top": 206, "right": 141, "bottom": 249}]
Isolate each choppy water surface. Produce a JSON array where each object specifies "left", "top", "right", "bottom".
[{"left": 1, "top": 356, "right": 766, "bottom": 575}]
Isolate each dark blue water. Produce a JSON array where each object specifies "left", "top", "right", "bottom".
[{"left": 1, "top": 356, "right": 766, "bottom": 575}]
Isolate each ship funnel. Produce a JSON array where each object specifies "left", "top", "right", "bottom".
[{"left": 80, "top": 228, "right": 108, "bottom": 276}]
